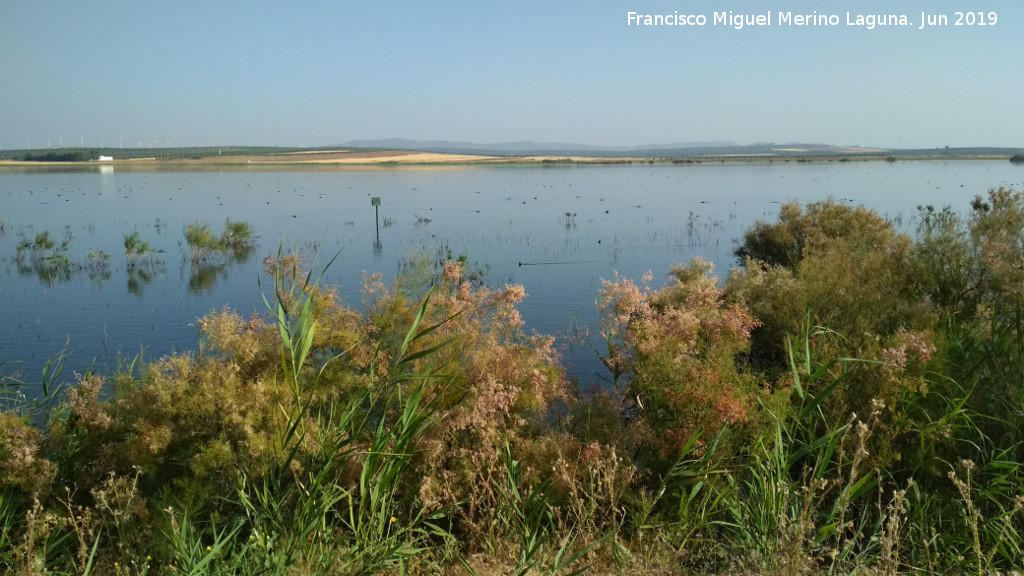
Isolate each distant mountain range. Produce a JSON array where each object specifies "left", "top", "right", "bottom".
[
  {"left": 340, "top": 138, "right": 741, "bottom": 156},
  {"left": 337, "top": 139, "right": 1022, "bottom": 159}
]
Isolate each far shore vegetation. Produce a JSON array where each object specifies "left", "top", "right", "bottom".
[
  {"left": 5, "top": 187, "right": 1024, "bottom": 574},
  {"left": 1, "top": 145, "right": 1023, "bottom": 168}
]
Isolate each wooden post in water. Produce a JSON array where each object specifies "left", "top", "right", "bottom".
[
  {"left": 371, "top": 196, "right": 381, "bottom": 236},
  {"left": 371, "top": 197, "right": 383, "bottom": 254}
]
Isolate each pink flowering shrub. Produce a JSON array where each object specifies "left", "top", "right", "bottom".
[
  {"left": 368, "top": 259, "right": 572, "bottom": 541},
  {"left": 597, "top": 258, "right": 762, "bottom": 465}
]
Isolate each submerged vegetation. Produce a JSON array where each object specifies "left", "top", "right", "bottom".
[
  {"left": 12, "top": 229, "right": 82, "bottom": 284},
  {"left": 4, "top": 188, "right": 1024, "bottom": 574},
  {"left": 182, "top": 220, "right": 257, "bottom": 294},
  {"left": 8, "top": 226, "right": 165, "bottom": 289},
  {"left": 184, "top": 219, "right": 256, "bottom": 264},
  {"left": 14, "top": 230, "right": 73, "bottom": 277},
  {"left": 3, "top": 219, "right": 254, "bottom": 293},
  {"left": 122, "top": 231, "right": 165, "bottom": 283}
]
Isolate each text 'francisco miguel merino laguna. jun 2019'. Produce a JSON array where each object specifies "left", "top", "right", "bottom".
[{"left": 626, "top": 10, "right": 999, "bottom": 30}]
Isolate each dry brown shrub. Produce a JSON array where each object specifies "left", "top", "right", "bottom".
[
  {"left": 551, "top": 438, "right": 636, "bottom": 536},
  {"left": 197, "top": 308, "right": 277, "bottom": 372},
  {"left": 66, "top": 372, "right": 112, "bottom": 430},
  {"left": 0, "top": 410, "right": 55, "bottom": 497},
  {"left": 48, "top": 350, "right": 289, "bottom": 503}
]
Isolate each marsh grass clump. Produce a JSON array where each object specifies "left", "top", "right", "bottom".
[
  {"left": 122, "top": 231, "right": 149, "bottom": 260},
  {"left": 221, "top": 219, "right": 255, "bottom": 249},
  {"left": 13, "top": 229, "right": 78, "bottom": 283},
  {"left": 86, "top": 249, "right": 110, "bottom": 265},
  {"left": 184, "top": 220, "right": 256, "bottom": 264},
  {"left": 16, "top": 230, "right": 61, "bottom": 261},
  {"left": 85, "top": 249, "right": 112, "bottom": 283},
  {"left": 183, "top": 221, "right": 221, "bottom": 263},
  {"left": 122, "top": 230, "right": 164, "bottom": 273}
]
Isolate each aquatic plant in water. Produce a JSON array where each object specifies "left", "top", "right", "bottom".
[
  {"left": 85, "top": 249, "right": 111, "bottom": 282},
  {"left": 13, "top": 229, "right": 76, "bottom": 283},
  {"left": 123, "top": 231, "right": 156, "bottom": 271},
  {"left": 184, "top": 219, "right": 256, "bottom": 264},
  {"left": 184, "top": 221, "right": 220, "bottom": 262},
  {"left": 221, "top": 219, "right": 255, "bottom": 249}
]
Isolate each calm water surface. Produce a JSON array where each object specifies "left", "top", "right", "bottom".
[{"left": 2, "top": 161, "right": 1021, "bottom": 395}]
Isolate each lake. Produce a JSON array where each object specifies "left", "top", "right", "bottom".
[{"left": 2, "top": 160, "right": 1021, "bottom": 397}]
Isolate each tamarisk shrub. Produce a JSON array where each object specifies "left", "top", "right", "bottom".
[{"left": 597, "top": 258, "right": 762, "bottom": 471}]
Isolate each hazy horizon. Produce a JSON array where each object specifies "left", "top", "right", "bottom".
[{"left": 2, "top": 0, "right": 1022, "bottom": 151}]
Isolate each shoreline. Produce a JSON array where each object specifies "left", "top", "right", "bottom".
[{"left": 0, "top": 147, "right": 1018, "bottom": 169}]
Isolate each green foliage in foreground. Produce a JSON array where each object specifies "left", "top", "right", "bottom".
[{"left": 4, "top": 188, "right": 1024, "bottom": 575}]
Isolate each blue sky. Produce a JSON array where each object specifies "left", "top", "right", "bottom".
[{"left": 2, "top": 0, "right": 1022, "bottom": 150}]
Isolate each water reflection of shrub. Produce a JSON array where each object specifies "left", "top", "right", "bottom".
[
  {"left": 16, "top": 257, "right": 74, "bottom": 284},
  {"left": 126, "top": 267, "right": 153, "bottom": 296},
  {"left": 228, "top": 243, "right": 255, "bottom": 263},
  {"left": 187, "top": 262, "right": 228, "bottom": 293},
  {"left": 187, "top": 243, "right": 255, "bottom": 294}
]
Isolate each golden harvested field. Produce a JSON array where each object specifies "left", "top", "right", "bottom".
[
  {"left": 233, "top": 149, "right": 507, "bottom": 164},
  {"left": 182, "top": 150, "right": 625, "bottom": 165}
]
